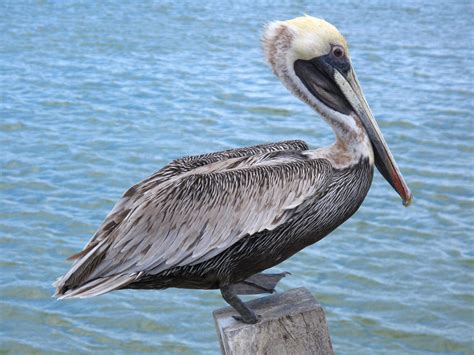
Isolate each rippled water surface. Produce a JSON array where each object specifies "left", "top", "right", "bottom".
[{"left": 1, "top": 1, "right": 473, "bottom": 353}]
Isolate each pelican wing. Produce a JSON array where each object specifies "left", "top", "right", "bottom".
[
  {"left": 56, "top": 150, "right": 334, "bottom": 299},
  {"left": 99, "top": 156, "right": 332, "bottom": 276},
  {"left": 72, "top": 140, "right": 309, "bottom": 258}
]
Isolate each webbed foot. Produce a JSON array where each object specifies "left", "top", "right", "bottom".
[
  {"left": 233, "top": 272, "right": 290, "bottom": 295},
  {"left": 232, "top": 314, "right": 261, "bottom": 324},
  {"left": 220, "top": 284, "right": 261, "bottom": 325}
]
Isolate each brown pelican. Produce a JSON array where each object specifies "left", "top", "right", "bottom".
[{"left": 54, "top": 16, "right": 412, "bottom": 324}]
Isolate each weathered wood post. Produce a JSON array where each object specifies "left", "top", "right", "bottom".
[{"left": 213, "top": 287, "right": 333, "bottom": 355}]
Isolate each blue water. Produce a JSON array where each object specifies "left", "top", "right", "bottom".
[{"left": 1, "top": 1, "right": 473, "bottom": 353}]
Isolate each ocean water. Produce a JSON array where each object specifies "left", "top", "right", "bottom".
[{"left": 1, "top": 0, "right": 473, "bottom": 353}]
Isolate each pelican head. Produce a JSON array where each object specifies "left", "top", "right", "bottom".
[{"left": 263, "top": 16, "right": 412, "bottom": 206}]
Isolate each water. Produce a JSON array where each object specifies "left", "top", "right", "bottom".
[{"left": 1, "top": 1, "right": 473, "bottom": 353}]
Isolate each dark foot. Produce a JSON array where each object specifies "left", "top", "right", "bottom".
[
  {"left": 233, "top": 272, "right": 290, "bottom": 295},
  {"left": 232, "top": 314, "right": 261, "bottom": 324},
  {"left": 243, "top": 281, "right": 276, "bottom": 294},
  {"left": 220, "top": 284, "right": 260, "bottom": 325}
]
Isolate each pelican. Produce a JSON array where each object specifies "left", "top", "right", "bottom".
[{"left": 54, "top": 16, "right": 412, "bottom": 324}]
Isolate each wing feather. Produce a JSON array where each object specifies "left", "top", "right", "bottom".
[
  {"left": 86, "top": 157, "right": 332, "bottom": 281},
  {"left": 54, "top": 141, "right": 325, "bottom": 297},
  {"left": 74, "top": 140, "right": 309, "bottom": 256}
]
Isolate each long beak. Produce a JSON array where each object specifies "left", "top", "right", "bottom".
[{"left": 332, "top": 68, "right": 413, "bottom": 206}]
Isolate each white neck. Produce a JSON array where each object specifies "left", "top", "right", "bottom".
[
  {"left": 263, "top": 24, "right": 373, "bottom": 168},
  {"left": 303, "top": 135, "right": 373, "bottom": 169}
]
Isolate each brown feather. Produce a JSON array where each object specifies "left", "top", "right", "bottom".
[{"left": 66, "top": 243, "right": 97, "bottom": 261}]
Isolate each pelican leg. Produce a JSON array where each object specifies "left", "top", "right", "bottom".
[{"left": 220, "top": 284, "right": 260, "bottom": 324}]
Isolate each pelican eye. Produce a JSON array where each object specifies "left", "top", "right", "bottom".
[{"left": 332, "top": 46, "right": 344, "bottom": 58}]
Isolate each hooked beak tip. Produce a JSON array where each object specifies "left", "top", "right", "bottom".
[{"left": 402, "top": 191, "right": 413, "bottom": 207}]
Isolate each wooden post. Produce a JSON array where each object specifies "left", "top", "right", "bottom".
[{"left": 213, "top": 287, "right": 334, "bottom": 355}]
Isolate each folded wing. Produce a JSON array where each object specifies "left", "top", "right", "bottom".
[
  {"left": 71, "top": 140, "right": 309, "bottom": 256},
  {"left": 55, "top": 147, "right": 332, "bottom": 299}
]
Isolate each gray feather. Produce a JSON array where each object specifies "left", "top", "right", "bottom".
[{"left": 54, "top": 140, "right": 318, "bottom": 297}]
